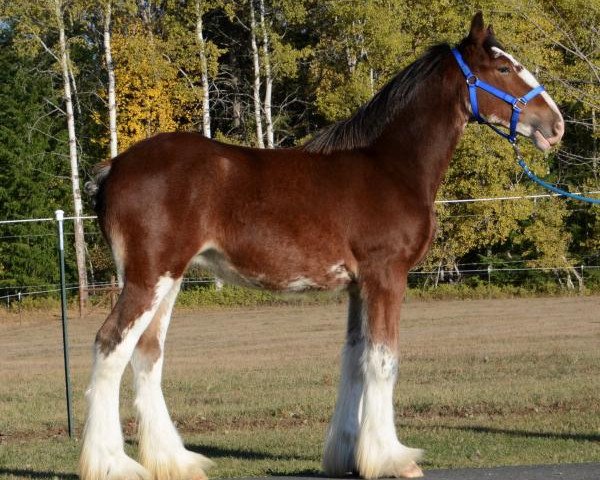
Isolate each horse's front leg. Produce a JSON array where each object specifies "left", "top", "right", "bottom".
[{"left": 323, "top": 265, "right": 423, "bottom": 479}]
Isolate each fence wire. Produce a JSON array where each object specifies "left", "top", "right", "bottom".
[{"left": 1, "top": 208, "right": 599, "bottom": 305}]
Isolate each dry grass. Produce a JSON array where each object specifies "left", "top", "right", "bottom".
[{"left": 1, "top": 296, "right": 599, "bottom": 479}]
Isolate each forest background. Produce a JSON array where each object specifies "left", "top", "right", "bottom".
[{"left": 0, "top": 0, "right": 599, "bottom": 303}]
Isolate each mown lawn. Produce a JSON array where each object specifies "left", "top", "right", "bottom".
[{"left": 1, "top": 296, "right": 599, "bottom": 479}]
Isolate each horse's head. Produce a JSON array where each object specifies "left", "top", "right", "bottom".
[{"left": 457, "top": 12, "right": 564, "bottom": 151}]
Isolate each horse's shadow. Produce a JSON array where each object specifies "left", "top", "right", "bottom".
[
  {"left": 0, "top": 468, "right": 78, "bottom": 479},
  {"left": 127, "top": 438, "right": 318, "bottom": 462},
  {"left": 185, "top": 442, "right": 317, "bottom": 462},
  {"left": 410, "top": 423, "right": 600, "bottom": 443}
]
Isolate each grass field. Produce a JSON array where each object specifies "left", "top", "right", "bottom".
[{"left": 1, "top": 296, "right": 599, "bottom": 479}]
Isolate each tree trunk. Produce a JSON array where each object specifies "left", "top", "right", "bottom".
[
  {"left": 55, "top": 0, "right": 88, "bottom": 315},
  {"left": 67, "top": 51, "right": 81, "bottom": 115},
  {"left": 592, "top": 106, "right": 597, "bottom": 183},
  {"left": 195, "top": 0, "right": 212, "bottom": 138},
  {"left": 249, "top": 0, "right": 264, "bottom": 148},
  {"left": 258, "top": 0, "right": 273, "bottom": 148},
  {"left": 104, "top": 1, "right": 118, "bottom": 158}
]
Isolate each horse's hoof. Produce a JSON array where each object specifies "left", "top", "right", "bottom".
[{"left": 399, "top": 461, "right": 423, "bottom": 478}]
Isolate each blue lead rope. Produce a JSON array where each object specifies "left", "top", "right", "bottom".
[
  {"left": 512, "top": 145, "right": 600, "bottom": 204},
  {"left": 452, "top": 47, "right": 600, "bottom": 205}
]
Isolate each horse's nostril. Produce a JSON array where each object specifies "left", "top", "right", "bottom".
[
  {"left": 553, "top": 120, "right": 565, "bottom": 139},
  {"left": 544, "top": 119, "right": 565, "bottom": 145}
]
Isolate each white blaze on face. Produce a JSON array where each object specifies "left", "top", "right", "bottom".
[{"left": 490, "top": 46, "right": 562, "bottom": 119}]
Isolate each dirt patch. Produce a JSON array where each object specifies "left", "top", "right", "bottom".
[{"left": 1, "top": 295, "right": 599, "bottom": 373}]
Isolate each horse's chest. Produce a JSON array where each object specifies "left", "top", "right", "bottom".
[{"left": 382, "top": 209, "right": 437, "bottom": 266}]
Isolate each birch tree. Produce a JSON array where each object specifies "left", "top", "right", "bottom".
[
  {"left": 249, "top": 0, "right": 264, "bottom": 147},
  {"left": 103, "top": 1, "right": 118, "bottom": 157},
  {"left": 195, "top": 0, "right": 212, "bottom": 138},
  {"left": 54, "top": 0, "right": 88, "bottom": 313},
  {"left": 258, "top": 0, "right": 273, "bottom": 147}
]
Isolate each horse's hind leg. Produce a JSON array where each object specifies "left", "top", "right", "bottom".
[
  {"left": 80, "top": 275, "right": 175, "bottom": 480},
  {"left": 322, "top": 284, "right": 365, "bottom": 475},
  {"left": 131, "top": 278, "right": 214, "bottom": 480}
]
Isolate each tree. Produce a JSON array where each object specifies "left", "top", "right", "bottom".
[
  {"left": 54, "top": 0, "right": 89, "bottom": 312},
  {"left": 196, "top": 0, "right": 213, "bottom": 138},
  {"left": 2, "top": 0, "right": 89, "bottom": 311},
  {"left": 258, "top": 0, "right": 273, "bottom": 147},
  {"left": 308, "top": 1, "right": 411, "bottom": 122},
  {"left": 0, "top": 27, "right": 72, "bottom": 293},
  {"left": 103, "top": 0, "right": 119, "bottom": 157},
  {"left": 249, "top": 0, "right": 265, "bottom": 147}
]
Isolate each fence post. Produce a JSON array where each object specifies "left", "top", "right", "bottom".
[{"left": 56, "top": 209, "right": 74, "bottom": 439}]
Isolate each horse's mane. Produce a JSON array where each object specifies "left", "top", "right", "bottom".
[{"left": 303, "top": 43, "right": 452, "bottom": 154}]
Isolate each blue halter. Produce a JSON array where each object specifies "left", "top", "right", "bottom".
[
  {"left": 452, "top": 47, "right": 600, "bottom": 205},
  {"left": 451, "top": 47, "right": 545, "bottom": 143}
]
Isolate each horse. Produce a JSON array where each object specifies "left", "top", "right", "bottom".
[{"left": 80, "top": 12, "right": 564, "bottom": 480}]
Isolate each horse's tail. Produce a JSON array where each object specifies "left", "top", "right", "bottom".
[{"left": 84, "top": 160, "right": 112, "bottom": 211}]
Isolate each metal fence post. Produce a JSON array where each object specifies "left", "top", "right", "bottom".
[{"left": 56, "top": 209, "right": 74, "bottom": 439}]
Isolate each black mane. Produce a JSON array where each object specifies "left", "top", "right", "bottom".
[{"left": 303, "top": 43, "right": 452, "bottom": 154}]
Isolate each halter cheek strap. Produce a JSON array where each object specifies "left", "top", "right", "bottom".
[{"left": 451, "top": 47, "right": 545, "bottom": 144}]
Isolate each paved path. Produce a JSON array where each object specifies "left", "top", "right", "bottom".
[
  {"left": 241, "top": 463, "right": 600, "bottom": 480},
  {"left": 422, "top": 463, "right": 600, "bottom": 479}
]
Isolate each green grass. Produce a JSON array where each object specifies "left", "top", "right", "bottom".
[{"left": 1, "top": 297, "right": 599, "bottom": 479}]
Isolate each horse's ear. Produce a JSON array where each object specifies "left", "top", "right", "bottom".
[
  {"left": 468, "top": 11, "right": 486, "bottom": 44},
  {"left": 487, "top": 24, "right": 495, "bottom": 37}
]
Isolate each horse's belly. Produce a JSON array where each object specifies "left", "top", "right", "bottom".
[{"left": 192, "top": 243, "right": 354, "bottom": 292}]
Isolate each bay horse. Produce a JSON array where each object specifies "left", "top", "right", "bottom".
[{"left": 80, "top": 13, "right": 564, "bottom": 480}]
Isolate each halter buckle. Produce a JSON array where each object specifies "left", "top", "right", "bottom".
[
  {"left": 466, "top": 75, "right": 477, "bottom": 86},
  {"left": 513, "top": 98, "right": 527, "bottom": 111}
]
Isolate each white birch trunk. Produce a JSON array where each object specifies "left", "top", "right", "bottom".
[
  {"left": 67, "top": 52, "right": 81, "bottom": 115},
  {"left": 249, "top": 0, "right": 264, "bottom": 148},
  {"left": 55, "top": 0, "right": 88, "bottom": 313},
  {"left": 195, "top": 0, "right": 211, "bottom": 138},
  {"left": 258, "top": 0, "right": 273, "bottom": 148},
  {"left": 104, "top": 1, "right": 118, "bottom": 158}
]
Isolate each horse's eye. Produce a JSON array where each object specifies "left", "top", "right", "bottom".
[{"left": 498, "top": 66, "right": 511, "bottom": 75}]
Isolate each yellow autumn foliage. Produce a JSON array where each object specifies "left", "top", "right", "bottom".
[{"left": 109, "top": 25, "right": 178, "bottom": 150}]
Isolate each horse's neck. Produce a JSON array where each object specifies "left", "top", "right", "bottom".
[{"left": 372, "top": 73, "right": 468, "bottom": 204}]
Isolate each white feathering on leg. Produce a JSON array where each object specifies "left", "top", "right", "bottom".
[
  {"left": 132, "top": 279, "right": 214, "bottom": 480},
  {"left": 79, "top": 276, "right": 174, "bottom": 480},
  {"left": 322, "top": 337, "right": 365, "bottom": 475},
  {"left": 355, "top": 343, "right": 423, "bottom": 479}
]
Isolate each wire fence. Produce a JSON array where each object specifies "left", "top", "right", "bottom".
[
  {"left": 1, "top": 206, "right": 599, "bottom": 307},
  {"left": 3, "top": 267, "right": 599, "bottom": 306}
]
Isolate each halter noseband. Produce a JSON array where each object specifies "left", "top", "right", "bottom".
[{"left": 451, "top": 47, "right": 545, "bottom": 144}]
